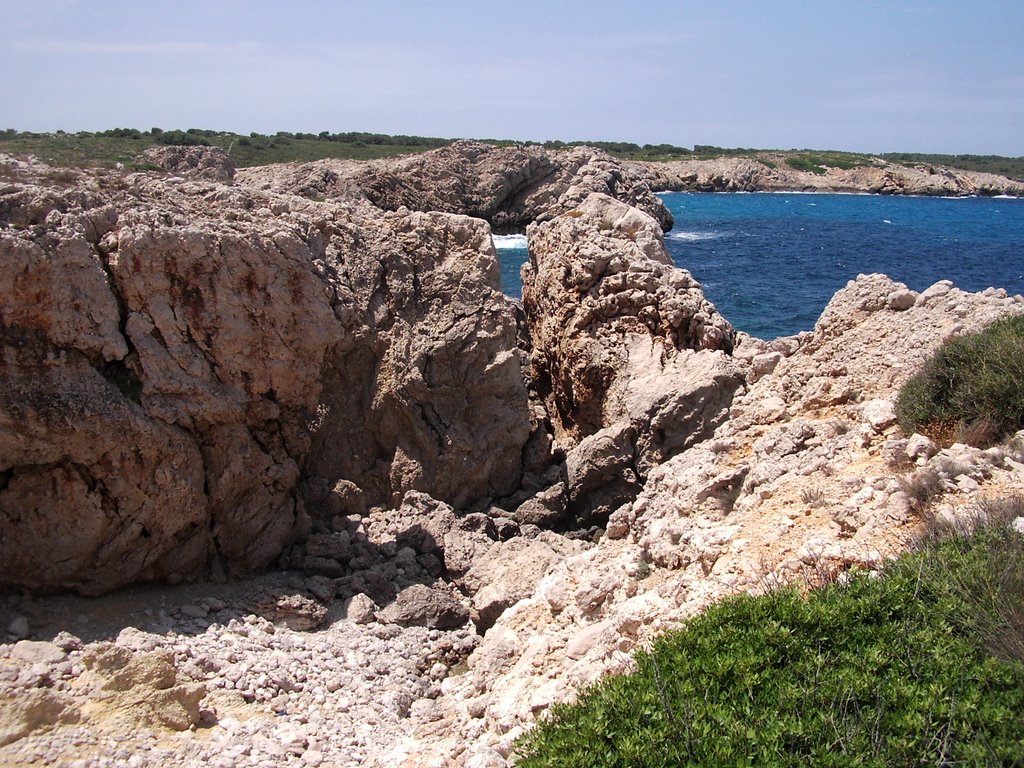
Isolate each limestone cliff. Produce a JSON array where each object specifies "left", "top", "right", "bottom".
[{"left": 5, "top": 147, "right": 1024, "bottom": 768}]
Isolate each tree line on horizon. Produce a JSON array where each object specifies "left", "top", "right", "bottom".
[{"left": 1, "top": 127, "right": 1022, "bottom": 179}]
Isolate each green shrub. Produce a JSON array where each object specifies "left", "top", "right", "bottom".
[
  {"left": 515, "top": 514, "right": 1024, "bottom": 767},
  {"left": 896, "top": 315, "right": 1024, "bottom": 445},
  {"left": 154, "top": 129, "right": 210, "bottom": 147},
  {"left": 786, "top": 155, "right": 828, "bottom": 175}
]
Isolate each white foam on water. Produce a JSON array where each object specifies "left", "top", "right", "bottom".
[
  {"left": 492, "top": 234, "right": 528, "bottom": 250},
  {"left": 670, "top": 230, "right": 726, "bottom": 242},
  {"left": 883, "top": 219, "right": 893, "bottom": 224}
]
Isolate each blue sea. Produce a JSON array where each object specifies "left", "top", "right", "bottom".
[{"left": 494, "top": 193, "right": 1024, "bottom": 340}]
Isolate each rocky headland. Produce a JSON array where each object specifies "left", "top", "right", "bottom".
[
  {"left": 3, "top": 144, "right": 1024, "bottom": 767},
  {"left": 236, "top": 141, "right": 675, "bottom": 232}
]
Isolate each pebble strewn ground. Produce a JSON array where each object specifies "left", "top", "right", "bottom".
[{"left": 0, "top": 574, "right": 479, "bottom": 768}]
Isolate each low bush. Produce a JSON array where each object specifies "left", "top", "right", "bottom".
[
  {"left": 515, "top": 511, "right": 1024, "bottom": 766},
  {"left": 896, "top": 315, "right": 1024, "bottom": 446}
]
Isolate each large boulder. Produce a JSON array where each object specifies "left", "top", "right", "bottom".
[
  {"left": 0, "top": 158, "right": 531, "bottom": 593},
  {"left": 522, "top": 193, "right": 742, "bottom": 474}
]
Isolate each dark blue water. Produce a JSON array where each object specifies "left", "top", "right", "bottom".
[
  {"left": 662, "top": 192, "right": 1024, "bottom": 339},
  {"left": 494, "top": 194, "right": 1024, "bottom": 339}
]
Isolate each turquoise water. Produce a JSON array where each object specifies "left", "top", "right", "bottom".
[{"left": 493, "top": 193, "right": 1024, "bottom": 340}]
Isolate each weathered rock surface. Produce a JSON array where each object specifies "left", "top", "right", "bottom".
[
  {"left": 141, "top": 145, "right": 236, "bottom": 183},
  {"left": 460, "top": 533, "right": 588, "bottom": 631},
  {"left": 234, "top": 157, "right": 367, "bottom": 202},
  {"left": 6, "top": 147, "right": 1024, "bottom": 768},
  {"left": 237, "top": 141, "right": 674, "bottom": 231},
  {"left": 0, "top": 156, "right": 530, "bottom": 593},
  {"left": 377, "top": 277, "right": 1024, "bottom": 767},
  {"left": 522, "top": 193, "right": 742, "bottom": 478},
  {"left": 637, "top": 155, "right": 1024, "bottom": 197},
  {"left": 739, "top": 274, "right": 1024, "bottom": 415}
]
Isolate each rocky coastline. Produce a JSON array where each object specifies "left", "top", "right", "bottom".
[
  {"left": 3, "top": 144, "right": 1024, "bottom": 767},
  {"left": 632, "top": 154, "right": 1024, "bottom": 197}
]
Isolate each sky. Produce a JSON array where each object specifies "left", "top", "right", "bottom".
[{"left": 2, "top": 0, "right": 1022, "bottom": 155}]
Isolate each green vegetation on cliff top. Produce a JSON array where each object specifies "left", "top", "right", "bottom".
[
  {"left": 2, "top": 128, "right": 1022, "bottom": 180},
  {"left": 515, "top": 505, "right": 1024, "bottom": 766}
]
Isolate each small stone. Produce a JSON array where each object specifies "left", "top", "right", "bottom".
[
  {"left": 466, "top": 694, "right": 490, "bottom": 719},
  {"left": 750, "top": 351, "right": 782, "bottom": 382},
  {"left": 11, "top": 640, "right": 66, "bottom": 664},
  {"left": 303, "top": 556, "right": 346, "bottom": 579},
  {"left": 204, "top": 598, "right": 228, "bottom": 612},
  {"left": 957, "top": 475, "right": 980, "bottom": 493},
  {"left": 906, "top": 434, "right": 938, "bottom": 461},
  {"left": 304, "top": 575, "right": 336, "bottom": 603},
  {"left": 52, "top": 631, "right": 83, "bottom": 652},
  {"left": 565, "top": 619, "right": 614, "bottom": 660},
  {"left": 886, "top": 289, "right": 917, "bottom": 311},
  {"left": 343, "top": 593, "right": 377, "bottom": 624},
  {"left": 180, "top": 604, "right": 209, "bottom": 619},
  {"left": 861, "top": 399, "right": 897, "bottom": 432}
]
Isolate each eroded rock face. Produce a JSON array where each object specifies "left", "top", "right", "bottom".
[
  {"left": 522, "top": 193, "right": 742, "bottom": 474},
  {"left": 237, "top": 141, "right": 674, "bottom": 232},
  {"left": 0, "top": 157, "right": 531, "bottom": 593},
  {"left": 234, "top": 158, "right": 367, "bottom": 203}
]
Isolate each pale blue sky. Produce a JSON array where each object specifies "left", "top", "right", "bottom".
[{"left": 2, "top": 0, "right": 1022, "bottom": 154}]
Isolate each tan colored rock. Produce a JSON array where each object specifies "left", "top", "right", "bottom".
[
  {"left": 751, "top": 274, "right": 1024, "bottom": 413},
  {"left": 234, "top": 158, "right": 367, "bottom": 202},
  {"left": 377, "top": 583, "right": 469, "bottom": 630},
  {"left": 0, "top": 157, "right": 531, "bottom": 594},
  {"left": 522, "top": 193, "right": 741, "bottom": 471},
  {"left": 0, "top": 689, "right": 80, "bottom": 747},
  {"left": 461, "top": 533, "right": 588, "bottom": 631},
  {"left": 237, "top": 141, "right": 673, "bottom": 231},
  {"left": 352, "top": 141, "right": 673, "bottom": 231},
  {"left": 78, "top": 644, "right": 206, "bottom": 731}
]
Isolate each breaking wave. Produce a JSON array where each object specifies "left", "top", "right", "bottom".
[{"left": 492, "top": 234, "right": 528, "bottom": 250}]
